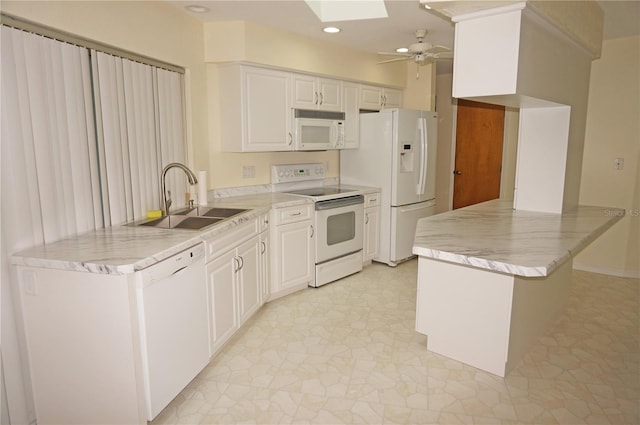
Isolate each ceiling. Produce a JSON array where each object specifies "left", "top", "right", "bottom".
[
  {"left": 166, "top": 0, "right": 639, "bottom": 57},
  {"left": 167, "top": 0, "right": 456, "bottom": 55}
]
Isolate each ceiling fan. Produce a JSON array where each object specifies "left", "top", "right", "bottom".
[{"left": 377, "top": 29, "right": 453, "bottom": 68}]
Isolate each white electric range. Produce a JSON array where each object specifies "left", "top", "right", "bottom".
[{"left": 272, "top": 163, "right": 364, "bottom": 287}]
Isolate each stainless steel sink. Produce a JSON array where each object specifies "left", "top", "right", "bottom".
[
  {"left": 173, "top": 206, "right": 248, "bottom": 219},
  {"left": 137, "top": 215, "right": 223, "bottom": 230},
  {"left": 131, "top": 207, "right": 247, "bottom": 230}
]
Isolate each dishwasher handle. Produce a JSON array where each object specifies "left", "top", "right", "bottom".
[{"left": 140, "top": 243, "right": 205, "bottom": 284}]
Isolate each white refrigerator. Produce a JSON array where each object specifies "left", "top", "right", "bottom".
[{"left": 340, "top": 108, "right": 437, "bottom": 266}]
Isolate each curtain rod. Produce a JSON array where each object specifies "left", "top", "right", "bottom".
[{"left": 1, "top": 12, "right": 185, "bottom": 74}]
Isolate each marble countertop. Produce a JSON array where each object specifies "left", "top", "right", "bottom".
[
  {"left": 11, "top": 184, "right": 381, "bottom": 275},
  {"left": 11, "top": 192, "right": 309, "bottom": 275},
  {"left": 412, "top": 199, "right": 624, "bottom": 277}
]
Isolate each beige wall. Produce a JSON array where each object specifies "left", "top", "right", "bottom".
[{"left": 575, "top": 35, "right": 640, "bottom": 278}]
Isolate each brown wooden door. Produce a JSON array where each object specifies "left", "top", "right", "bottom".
[{"left": 453, "top": 99, "right": 505, "bottom": 209}]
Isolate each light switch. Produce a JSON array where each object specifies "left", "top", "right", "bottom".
[{"left": 614, "top": 158, "right": 624, "bottom": 170}]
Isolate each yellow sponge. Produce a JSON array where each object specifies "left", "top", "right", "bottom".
[{"left": 146, "top": 210, "right": 163, "bottom": 219}]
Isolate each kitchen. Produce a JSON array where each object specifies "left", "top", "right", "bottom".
[{"left": 1, "top": 1, "right": 638, "bottom": 424}]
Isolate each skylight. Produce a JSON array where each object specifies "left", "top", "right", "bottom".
[{"left": 304, "top": 0, "right": 388, "bottom": 22}]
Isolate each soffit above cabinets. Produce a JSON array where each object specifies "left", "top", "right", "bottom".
[{"left": 421, "top": 0, "right": 604, "bottom": 58}]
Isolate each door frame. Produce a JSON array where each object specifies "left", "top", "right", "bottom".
[{"left": 447, "top": 98, "right": 518, "bottom": 210}]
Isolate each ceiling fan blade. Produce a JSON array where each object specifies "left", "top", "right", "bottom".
[
  {"left": 377, "top": 51, "right": 412, "bottom": 57},
  {"left": 377, "top": 57, "right": 410, "bottom": 64},
  {"left": 431, "top": 51, "right": 454, "bottom": 60},
  {"left": 425, "top": 45, "right": 452, "bottom": 54}
]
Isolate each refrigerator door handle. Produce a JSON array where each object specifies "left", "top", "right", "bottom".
[{"left": 416, "top": 118, "right": 428, "bottom": 195}]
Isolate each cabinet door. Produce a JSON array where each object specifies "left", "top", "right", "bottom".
[
  {"left": 207, "top": 250, "right": 238, "bottom": 355},
  {"left": 273, "top": 220, "right": 314, "bottom": 291},
  {"left": 236, "top": 237, "right": 262, "bottom": 325},
  {"left": 363, "top": 206, "right": 380, "bottom": 262},
  {"left": 244, "top": 67, "right": 293, "bottom": 151},
  {"left": 382, "top": 88, "right": 403, "bottom": 109},
  {"left": 291, "top": 74, "right": 318, "bottom": 109},
  {"left": 360, "top": 85, "right": 383, "bottom": 110},
  {"left": 342, "top": 82, "right": 360, "bottom": 149},
  {"left": 318, "top": 77, "right": 342, "bottom": 111},
  {"left": 260, "top": 232, "right": 270, "bottom": 302}
]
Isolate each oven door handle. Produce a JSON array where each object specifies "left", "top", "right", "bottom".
[{"left": 315, "top": 195, "right": 364, "bottom": 211}]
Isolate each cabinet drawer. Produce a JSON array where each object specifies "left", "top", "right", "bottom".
[
  {"left": 272, "top": 204, "right": 313, "bottom": 225},
  {"left": 364, "top": 193, "right": 380, "bottom": 208},
  {"left": 204, "top": 218, "right": 258, "bottom": 262}
]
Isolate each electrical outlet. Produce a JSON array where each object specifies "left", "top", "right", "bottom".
[
  {"left": 614, "top": 158, "right": 624, "bottom": 170},
  {"left": 242, "top": 165, "right": 255, "bottom": 178},
  {"left": 23, "top": 270, "right": 38, "bottom": 296}
]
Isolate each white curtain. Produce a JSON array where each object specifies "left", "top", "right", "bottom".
[
  {"left": 92, "top": 51, "right": 187, "bottom": 225},
  {"left": 1, "top": 26, "right": 102, "bottom": 246},
  {"left": 1, "top": 26, "right": 101, "bottom": 423}
]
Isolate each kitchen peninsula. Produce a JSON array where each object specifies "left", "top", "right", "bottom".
[{"left": 412, "top": 199, "right": 624, "bottom": 377}]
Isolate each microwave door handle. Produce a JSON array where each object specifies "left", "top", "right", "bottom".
[{"left": 331, "top": 123, "right": 336, "bottom": 148}]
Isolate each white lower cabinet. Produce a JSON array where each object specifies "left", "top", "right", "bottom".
[
  {"left": 363, "top": 192, "right": 381, "bottom": 263},
  {"left": 236, "top": 236, "right": 262, "bottom": 324},
  {"left": 206, "top": 249, "right": 239, "bottom": 354},
  {"left": 205, "top": 215, "right": 267, "bottom": 356},
  {"left": 270, "top": 203, "right": 315, "bottom": 299}
]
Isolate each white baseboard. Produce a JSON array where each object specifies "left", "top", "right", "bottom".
[{"left": 572, "top": 263, "right": 640, "bottom": 279}]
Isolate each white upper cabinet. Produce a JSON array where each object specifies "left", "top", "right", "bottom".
[
  {"left": 342, "top": 81, "right": 360, "bottom": 149},
  {"left": 217, "top": 63, "right": 403, "bottom": 152},
  {"left": 219, "top": 64, "right": 293, "bottom": 152},
  {"left": 360, "top": 84, "right": 403, "bottom": 110},
  {"left": 291, "top": 74, "right": 342, "bottom": 112}
]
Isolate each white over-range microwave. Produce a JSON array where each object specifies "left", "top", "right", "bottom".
[{"left": 293, "top": 109, "right": 345, "bottom": 150}]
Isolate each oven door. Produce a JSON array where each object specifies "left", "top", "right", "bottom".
[{"left": 314, "top": 195, "right": 364, "bottom": 263}]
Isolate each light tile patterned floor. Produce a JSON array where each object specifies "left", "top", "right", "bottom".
[{"left": 152, "top": 260, "right": 639, "bottom": 424}]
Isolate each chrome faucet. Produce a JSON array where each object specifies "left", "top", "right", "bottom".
[{"left": 161, "top": 162, "right": 198, "bottom": 216}]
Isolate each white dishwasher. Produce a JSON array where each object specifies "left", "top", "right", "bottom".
[{"left": 136, "top": 243, "right": 209, "bottom": 420}]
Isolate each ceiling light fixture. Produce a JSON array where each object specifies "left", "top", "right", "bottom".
[
  {"left": 396, "top": 47, "right": 409, "bottom": 53},
  {"left": 185, "top": 4, "right": 209, "bottom": 13},
  {"left": 323, "top": 26, "right": 341, "bottom": 34}
]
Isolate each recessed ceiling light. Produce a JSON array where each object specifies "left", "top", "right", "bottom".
[
  {"left": 323, "top": 27, "right": 341, "bottom": 34},
  {"left": 423, "top": 4, "right": 432, "bottom": 10},
  {"left": 396, "top": 47, "right": 409, "bottom": 53},
  {"left": 185, "top": 4, "right": 209, "bottom": 13}
]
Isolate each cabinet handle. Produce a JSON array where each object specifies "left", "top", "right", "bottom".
[
  {"left": 291, "top": 212, "right": 302, "bottom": 216},
  {"left": 319, "top": 92, "right": 324, "bottom": 105},
  {"left": 365, "top": 212, "right": 369, "bottom": 224},
  {"left": 310, "top": 225, "right": 314, "bottom": 238},
  {"left": 261, "top": 241, "right": 266, "bottom": 254},
  {"left": 233, "top": 257, "right": 240, "bottom": 272},
  {"left": 238, "top": 256, "right": 244, "bottom": 271},
  {"left": 288, "top": 132, "right": 293, "bottom": 146}
]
